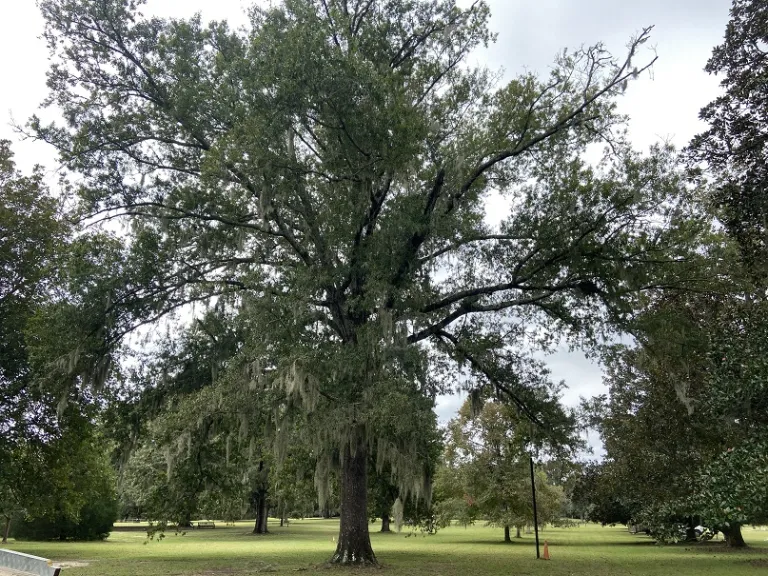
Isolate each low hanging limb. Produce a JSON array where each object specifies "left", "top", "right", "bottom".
[{"left": 434, "top": 330, "right": 544, "bottom": 428}]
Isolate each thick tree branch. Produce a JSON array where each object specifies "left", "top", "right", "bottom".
[
  {"left": 408, "top": 291, "right": 559, "bottom": 344},
  {"left": 418, "top": 233, "right": 529, "bottom": 264},
  {"left": 447, "top": 28, "right": 658, "bottom": 213},
  {"left": 320, "top": 0, "right": 343, "bottom": 50},
  {"left": 434, "top": 330, "right": 543, "bottom": 427}
]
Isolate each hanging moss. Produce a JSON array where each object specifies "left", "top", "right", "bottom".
[
  {"left": 314, "top": 454, "right": 333, "bottom": 510},
  {"left": 392, "top": 498, "right": 404, "bottom": 533},
  {"left": 164, "top": 446, "right": 173, "bottom": 477}
]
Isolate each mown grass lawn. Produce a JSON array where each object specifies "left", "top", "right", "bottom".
[{"left": 3, "top": 520, "right": 767, "bottom": 576}]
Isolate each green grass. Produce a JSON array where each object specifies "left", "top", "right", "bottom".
[{"left": 3, "top": 520, "right": 767, "bottom": 575}]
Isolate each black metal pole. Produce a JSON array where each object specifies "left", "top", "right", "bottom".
[{"left": 529, "top": 455, "right": 540, "bottom": 559}]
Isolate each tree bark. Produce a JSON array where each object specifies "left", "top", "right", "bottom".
[
  {"left": 504, "top": 525, "right": 511, "bottom": 542},
  {"left": 381, "top": 515, "right": 391, "bottom": 533},
  {"left": 252, "top": 490, "right": 269, "bottom": 534},
  {"left": 2, "top": 516, "right": 10, "bottom": 544},
  {"left": 331, "top": 441, "right": 377, "bottom": 565},
  {"left": 516, "top": 526, "right": 522, "bottom": 538},
  {"left": 258, "top": 497, "right": 269, "bottom": 534},
  {"left": 723, "top": 524, "right": 746, "bottom": 547}
]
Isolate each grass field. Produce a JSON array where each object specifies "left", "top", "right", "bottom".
[{"left": 3, "top": 520, "right": 767, "bottom": 575}]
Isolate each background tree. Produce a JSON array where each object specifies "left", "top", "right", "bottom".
[
  {"left": 0, "top": 140, "right": 67, "bottom": 532},
  {"left": 116, "top": 347, "right": 282, "bottom": 534},
  {"left": 568, "top": 462, "right": 636, "bottom": 526},
  {"left": 108, "top": 307, "right": 285, "bottom": 534},
  {"left": 36, "top": 0, "right": 713, "bottom": 563},
  {"left": 692, "top": 300, "right": 768, "bottom": 545},
  {"left": 270, "top": 441, "right": 316, "bottom": 526},
  {"left": 9, "top": 423, "right": 119, "bottom": 542},
  {"left": 587, "top": 287, "right": 768, "bottom": 546},
  {"left": 368, "top": 415, "right": 442, "bottom": 533},
  {"left": 439, "top": 368, "right": 580, "bottom": 542},
  {"left": 367, "top": 463, "right": 400, "bottom": 533},
  {"left": 0, "top": 141, "right": 120, "bottom": 542},
  {"left": 584, "top": 299, "right": 722, "bottom": 541}
]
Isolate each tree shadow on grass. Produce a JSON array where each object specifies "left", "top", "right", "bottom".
[
  {"left": 453, "top": 538, "right": 657, "bottom": 547},
  {"left": 451, "top": 539, "right": 534, "bottom": 546}
]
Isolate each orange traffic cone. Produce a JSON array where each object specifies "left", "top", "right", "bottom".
[{"left": 542, "top": 540, "right": 550, "bottom": 560}]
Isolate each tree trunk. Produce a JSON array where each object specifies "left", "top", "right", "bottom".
[
  {"left": 504, "top": 525, "right": 511, "bottom": 542},
  {"left": 178, "top": 512, "right": 192, "bottom": 529},
  {"left": 723, "top": 524, "right": 746, "bottom": 548},
  {"left": 258, "top": 497, "right": 268, "bottom": 534},
  {"left": 2, "top": 516, "right": 10, "bottom": 544},
  {"left": 280, "top": 517, "right": 284, "bottom": 527},
  {"left": 685, "top": 518, "right": 697, "bottom": 542},
  {"left": 516, "top": 526, "right": 522, "bottom": 538},
  {"left": 331, "top": 441, "right": 377, "bottom": 565},
  {"left": 253, "top": 491, "right": 269, "bottom": 534},
  {"left": 381, "top": 515, "right": 391, "bottom": 533}
]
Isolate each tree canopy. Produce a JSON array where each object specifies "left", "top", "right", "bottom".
[{"left": 689, "top": 0, "right": 768, "bottom": 279}]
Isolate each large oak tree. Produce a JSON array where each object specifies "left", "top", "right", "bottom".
[{"left": 36, "top": 0, "right": 710, "bottom": 563}]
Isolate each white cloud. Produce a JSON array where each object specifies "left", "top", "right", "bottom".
[{"left": 435, "top": 392, "right": 467, "bottom": 425}]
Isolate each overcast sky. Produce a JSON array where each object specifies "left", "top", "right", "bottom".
[{"left": 0, "top": 1, "right": 731, "bottom": 444}]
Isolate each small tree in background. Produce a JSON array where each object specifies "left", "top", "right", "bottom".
[{"left": 438, "top": 367, "right": 580, "bottom": 542}]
